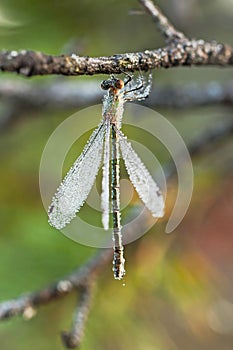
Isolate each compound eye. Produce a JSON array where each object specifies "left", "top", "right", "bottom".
[
  {"left": 101, "top": 80, "right": 111, "bottom": 90},
  {"left": 115, "top": 79, "right": 124, "bottom": 89}
]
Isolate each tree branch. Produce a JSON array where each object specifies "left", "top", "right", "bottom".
[
  {"left": 61, "top": 283, "right": 94, "bottom": 349},
  {"left": 139, "top": 0, "right": 186, "bottom": 41},
  {"left": 0, "top": 0, "right": 231, "bottom": 77},
  {"left": 0, "top": 249, "right": 111, "bottom": 320},
  {"left": 0, "top": 39, "right": 232, "bottom": 78}
]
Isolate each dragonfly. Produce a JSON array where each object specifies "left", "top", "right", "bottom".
[{"left": 48, "top": 73, "right": 165, "bottom": 280}]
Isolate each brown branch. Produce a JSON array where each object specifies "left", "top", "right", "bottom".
[
  {"left": 0, "top": 1, "right": 232, "bottom": 77},
  {"left": 139, "top": 0, "right": 186, "bottom": 41},
  {"left": 61, "top": 283, "right": 94, "bottom": 349},
  {"left": 0, "top": 249, "right": 111, "bottom": 320},
  {"left": 0, "top": 39, "right": 232, "bottom": 78}
]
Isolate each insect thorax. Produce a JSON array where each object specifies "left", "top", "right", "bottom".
[{"left": 102, "top": 91, "right": 125, "bottom": 129}]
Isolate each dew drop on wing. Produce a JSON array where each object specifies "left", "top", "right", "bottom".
[
  {"left": 48, "top": 121, "right": 106, "bottom": 229},
  {"left": 118, "top": 130, "right": 165, "bottom": 218}
]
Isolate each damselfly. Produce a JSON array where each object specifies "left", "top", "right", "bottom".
[{"left": 48, "top": 73, "right": 165, "bottom": 280}]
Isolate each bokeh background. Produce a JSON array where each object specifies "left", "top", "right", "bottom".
[{"left": 0, "top": 0, "right": 233, "bottom": 349}]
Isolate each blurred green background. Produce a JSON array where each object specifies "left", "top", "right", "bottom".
[{"left": 0, "top": 0, "right": 233, "bottom": 349}]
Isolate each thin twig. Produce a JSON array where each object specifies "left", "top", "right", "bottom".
[
  {"left": 139, "top": 0, "right": 186, "bottom": 41},
  {"left": 0, "top": 249, "right": 111, "bottom": 320},
  {"left": 61, "top": 283, "right": 94, "bottom": 349}
]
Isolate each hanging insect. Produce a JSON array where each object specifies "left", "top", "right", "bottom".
[{"left": 48, "top": 73, "right": 165, "bottom": 280}]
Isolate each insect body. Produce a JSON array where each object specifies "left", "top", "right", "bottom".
[{"left": 48, "top": 74, "right": 165, "bottom": 280}]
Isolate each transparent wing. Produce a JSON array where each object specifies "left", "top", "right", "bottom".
[
  {"left": 48, "top": 122, "right": 106, "bottom": 229},
  {"left": 101, "top": 120, "right": 110, "bottom": 230},
  {"left": 119, "top": 130, "right": 164, "bottom": 218}
]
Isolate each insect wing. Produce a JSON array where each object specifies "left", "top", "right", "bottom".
[
  {"left": 119, "top": 131, "right": 164, "bottom": 218},
  {"left": 101, "top": 120, "right": 110, "bottom": 230},
  {"left": 48, "top": 123, "right": 106, "bottom": 229}
]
